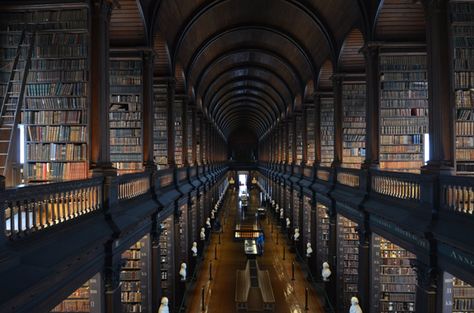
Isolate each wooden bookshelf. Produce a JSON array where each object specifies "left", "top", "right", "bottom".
[
  {"left": 320, "top": 97, "right": 335, "bottom": 166},
  {"left": 295, "top": 114, "right": 303, "bottom": 164},
  {"left": 177, "top": 203, "right": 188, "bottom": 262},
  {"left": 371, "top": 235, "right": 416, "bottom": 313},
  {"left": 0, "top": 8, "right": 90, "bottom": 182},
  {"left": 287, "top": 119, "right": 293, "bottom": 164},
  {"left": 292, "top": 190, "right": 300, "bottom": 230},
  {"left": 316, "top": 203, "right": 329, "bottom": 269},
  {"left": 120, "top": 235, "right": 150, "bottom": 313},
  {"left": 174, "top": 97, "right": 184, "bottom": 167},
  {"left": 342, "top": 81, "right": 366, "bottom": 169},
  {"left": 159, "top": 216, "right": 174, "bottom": 304},
  {"left": 450, "top": 1, "right": 474, "bottom": 174},
  {"left": 109, "top": 57, "right": 143, "bottom": 175},
  {"left": 302, "top": 195, "right": 312, "bottom": 246},
  {"left": 285, "top": 186, "right": 292, "bottom": 221},
  {"left": 379, "top": 53, "right": 428, "bottom": 173},
  {"left": 187, "top": 107, "right": 193, "bottom": 166},
  {"left": 153, "top": 83, "right": 168, "bottom": 169},
  {"left": 196, "top": 114, "right": 201, "bottom": 165},
  {"left": 453, "top": 277, "right": 474, "bottom": 312},
  {"left": 190, "top": 196, "right": 198, "bottom": 243},
  {"left": 51, "top": 273, "right": 101, "bottom": 313},
  {"left": 306, "top": 106, "right": 316, "bottom": 166},
  {"left": 337, "top": 215, "right": 359, "bottom": 312},
  {"left": 443, "top": 273, "right": 474, "bottom": 313}
]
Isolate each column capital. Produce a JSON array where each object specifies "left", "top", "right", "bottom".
[
  {"left": 411, "top": 259, "right": 438, "bottom": 291},
  {"left": 91, "top": 0, "right": 114, "bottom": 20},
  {"left": 143, "top": 50, "right": 155, "bottom": 65}
]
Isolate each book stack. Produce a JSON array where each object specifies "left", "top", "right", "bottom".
[
  {"left": 451, "top": 1, "right": 474, "bottom": 173},
  {"left": 371, "top": 235, "right": 417, "bottom": 313},
  {"left": 306, "top": 107, "right": 316, "bottom": 165},
  {"left": 342, "top": 83, "right": 366, "bottom": 168},
  {"left": 337, "top": 215, "right": 359, "bottom": 312},
  {"left": 109, "top": 59, "right": 143, "bottom": 174},
  {"left": 320, "top": 97, "right": 335, "bottom": 166},
  {"left": 3, "top": 7, "right": 90, "bottom": 182},
  {"left": 379, "top": 54, "right": 428, "bottom": 173}
]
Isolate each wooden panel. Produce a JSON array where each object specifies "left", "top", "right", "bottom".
[
  {"left": 153, "top": 33, "right": 172, "bottom": 76},
  {"left": 110, "top": 0, "right": 146, "bottom": 46},
  {"left": 318, "top": 59, "right": 334, "bottom": 90},
  {"left": 338, "top": 28, "right": 365, "bottom": 72},
  {"left": 375, "top": 0, "right": 426, "bottom": 41}
]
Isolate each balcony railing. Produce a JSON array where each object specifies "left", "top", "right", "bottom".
[
  {"left": 0, "top": 165, "right": 227, "bottom": 241},
  {"left": 317, "top": 168, "right": 331, "bottom": 182},
  {"left": 2, "top": 177, "right": 103, "bottom": 239},
  {"left": 117, "top": 172, "right": 151, "bottom": 201},
  {"left": 336, "top": 168, "right": 360, "bottom": 188},
  {"left": 371, "top": 170, "right": 421, "bottom": 202},
  {"left": 440, "top": 175, "right": 474, "bottom": 216}
]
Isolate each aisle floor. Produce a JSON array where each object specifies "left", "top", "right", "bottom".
[{"left": 184, "top": 188, "right": 325, "bottom": 313}]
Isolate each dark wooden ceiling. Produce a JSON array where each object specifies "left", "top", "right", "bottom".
[{"left": 111, "top": 0, "right": 429, "bottom": 139}]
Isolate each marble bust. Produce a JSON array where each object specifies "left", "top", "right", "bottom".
[
  {"left": 322, "top": 262, "right": 332, "bottom": 281},
  {"left": 158, "top": 297, "right": 169, "bottom": 313},
  {"left": 191, "top": 241, "right": 198, "bottom": 256},
  {"left": 293, "top": 228, "right": 300, "bottom": 241},
  {"left": 349, "top": 297, "right": 362, "bottom": 313},
  {"left": 200, "top": 227, "right": 206, "bottom": 240},
  {"left": 286, "top": 217, "right": 291, "bottom": 228},
  {"left": 179, "top": 262, "right": 187, "bottom": 281},
  {"left": 206, "top": 217, "right": 211, "bottom": 228},
  {"left": 306, "top": 243, "right": 313, "bottom": 257}
]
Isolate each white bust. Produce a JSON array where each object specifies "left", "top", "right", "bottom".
[
  {"left": 349, "top": 297, "right": 362, "bottom": 313},
  {"left": 191, "top": 241, "right": 198, "bottom": 256},
  {"left": 286, "top": 217, "right": 291, "bottom": 228},
  {"left": 306, "top": 243, "right": 313, "bottom": 257},
  {"left": 200, "top": 227, "right": 206, "bottom": 240},
  {"left": 179, "top": 262, "right": 187, "bottom": 281},
  {"left": 275, "top": 204, "right": 279, "bottom": 212},
  {"left": 158, "top": 297, "right": 169, "bottom": 313},
  {"left": 211, "top": 210, "right": 215, "bottom": 219},
  {"left": 280, "top": 209, "right": 284, "bottom": 219},
  {"left": 271, "top": 200, "right": 275, "bottom": 207},
  {"left": 206, "top": 218, "right": 211, "bottom": 228},
  {"left": 294, "top": 228, "right": 300, "bottom": 241},
  {"left": 322, "top": 262, "right": 332, "bottom": 281}
]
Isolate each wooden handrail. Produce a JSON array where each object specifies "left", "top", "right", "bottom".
[
  {"left": 440, "top": 175, "right": 474, "bottom": 216},
  {"left": 336, "top": 168, "right": 360, "bottom": 188},
  {"left": 116, "top": 172, "right": 151, "bottom": 201},
  {"left": 2, "top": 177, "right": 103, "bottom": 239}
]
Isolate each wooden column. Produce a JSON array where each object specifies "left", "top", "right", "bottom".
[
  {"left": 142, "top": 50, "right": 155, "bottom": 171},
  {"left": 167, "top": 79, "right": 176, "bottom": 167},
  {"left": 314, "top": 93, "right": 322, "bottom": 165},
  {"left": 357, "top": 221, "right": 371, "bottom": 312},
  {"left": 327, "top": 210, "right": 338, "bottom": 306},
  {"left": 104, "top": 241, "right": 122, "bottom": 313},
  {"left": 422, "top": 0, "right": 455, "bottom": 173},
  {"left": 151, "top": 222, "right": 163, "bottom": 312},
  {"left": 332, "top": 75, "right": 343, "bottom": 167},
  {"left": 361, "top": 43, "right": 380, "bottom": 169},
  {"left": 412, "top": 259, "right": 438, "bottom": 313},
  {"left": 90, "top": 0, "right": 114, "bottom": 174}
]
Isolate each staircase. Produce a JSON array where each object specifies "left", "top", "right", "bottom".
[{"left": 0, "top": 30, "right": 33, "bottom": 183}]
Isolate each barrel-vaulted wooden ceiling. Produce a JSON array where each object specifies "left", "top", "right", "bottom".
[{"left": 110, "top": 0, "right": 426, "bottom": 140}]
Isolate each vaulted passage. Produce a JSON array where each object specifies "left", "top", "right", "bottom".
[{"left": 0, "top": 1, "right": 473, "bottom": 313}]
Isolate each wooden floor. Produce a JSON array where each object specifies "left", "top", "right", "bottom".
[{"left": 184, "top": 187, "right": 326, "bottom": 313}]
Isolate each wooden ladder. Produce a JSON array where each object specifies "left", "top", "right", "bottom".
[{"left": 0, "top": 30, "right": 34, "bottom": 181}]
